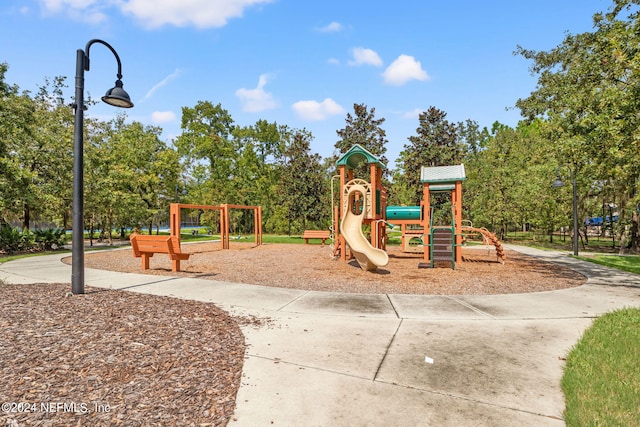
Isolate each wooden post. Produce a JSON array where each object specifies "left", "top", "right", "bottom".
[
  {"left": 369, "top": 163, "right": 377, "bottom": 247},
  {"left": 255, "top": 206, "right": 263, "bottom": 245},
  {"left": 423, "top": 184, "right": 431, "bottom": 262},
  {"left": 454, "top": 180, "right": 463, "bottom": 263},
  {"left": 170, "top": 203, "right": 180, "bottom": 238},
  {"left": 332, "top": 205, "right": 341, "bottom": 257},
  {"left": 339, "top": 165, "right": 347, "bottom": 261},
  {"left": 370, "top": 163, "right": 377, "bottom": 219},
  {"left": 221, "top": 204, "right": 230, "bottom": 249}
]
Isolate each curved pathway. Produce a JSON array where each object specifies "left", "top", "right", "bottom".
[{"left": 2, "top": 245, "right": 639, "bottom": 426}]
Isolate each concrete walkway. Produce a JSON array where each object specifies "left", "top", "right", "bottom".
[{"left": 1, "top": 245, "right": 639, "bottom": 426}]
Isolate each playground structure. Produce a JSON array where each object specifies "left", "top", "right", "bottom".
[
  {"left": 129, "top": 202, "right": 262, "bottom": 271},
  {"left": 332, "top": 144, "right": 505, "bottom": 270},
  {"left": 332, "top": 145, "right": 389, "bottom": 270},
  {"left": 169, "top": 203, "right": 263, "bottom": 249}
]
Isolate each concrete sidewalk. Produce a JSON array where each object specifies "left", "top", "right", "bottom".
[{"left": 1, "top": 246, "right": 639, "bottom": 426}]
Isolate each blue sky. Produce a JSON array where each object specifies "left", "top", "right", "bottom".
[{"left": 1, "top": 0, "right": 610, "bottom": 168}]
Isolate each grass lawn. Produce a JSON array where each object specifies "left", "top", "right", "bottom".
[
  {"left": 169, "top": 232, "right": 328, "bottom": 245},
  {"left": 0, "top": 251, "right": 68, "bottom": 264},
  {"left": 562, "top": 308, "right": 640, "bottom": 426},
  {"left": 562, "top": 254, "right": 640, "bottom": 425},
  {"left": 575, "top": 254, "right": 640, "bottom": 275}
]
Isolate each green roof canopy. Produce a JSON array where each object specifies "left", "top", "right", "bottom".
[
  {"left": 336, "top": 144, "right": 385, "bottom": 170},
  {"left": 420, "top": 164, "right": 466, "bottom": 184}
]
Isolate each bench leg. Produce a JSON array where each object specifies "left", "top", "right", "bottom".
[
  {"left": 172, "top": 259, "right": 181, "bottom": 272},
  {"left": 141, "top": 254, "right": 150, "bottom": 270}
]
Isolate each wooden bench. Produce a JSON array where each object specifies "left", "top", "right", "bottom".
[
  {"left": 129, "top": 234, "right": 190, "bottom": 272},
  {"left": 302, "top": 230, "right": 331, "bottom": 245}
]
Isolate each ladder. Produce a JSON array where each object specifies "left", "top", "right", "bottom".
[{"left": 430, "top": 227, "right": 455, "bottom": 269}]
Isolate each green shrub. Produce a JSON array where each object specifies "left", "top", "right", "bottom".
[
  {"left": 0, "top": 224, "right": 24, "bottom": 254},
  {"left": 34, "top": 228, "right": 67, "bottom": 250},
  {"left": 0, "top": 225, "right": 66, "bottom": 254}
]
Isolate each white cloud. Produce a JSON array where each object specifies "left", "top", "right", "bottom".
[
  {"left": 235, "top": 74, "right": 278, "bottom": 112},
  {"left": 151, "top": 111, "right": 176, "bottom": 124},
  {"left": 39, "top": 0, "right": 97, "bottom": 13},
  {"left": 316, "top": 21, "right": 343, "bottom": 33},
  {"left": 37, "top": 0, "right": 273, "bottom": 27},
  {"left": 38, "top": 0, "right": 108, "bottom": 24},
  {"left": 120, "top": 0, "right": 273, "bottom": 28},
  {"left": 348, "top": 47, "right": 383, "bottom": 67},
  {"left": 328, "top": 58, "right": 340, "bottom": 65},
  {"left": 382, "top": 54, "right": 430, "bottom": 86},
  {"left": 292, "top": 98, "right": 345, "bottom": 121},
  {"left": 402, "top": 108, "right": 424, "bottom": 119},
  {"left": 140, "top": 69, "right": 182, "bottom": 103}
]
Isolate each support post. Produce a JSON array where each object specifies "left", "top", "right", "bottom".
[
  {"left": 170, "top": 203, "right": 180, "bottom": 238},
  {"left": 454, "top": 180, "right": 463, "bottom": 263},
  {"left": 422, "top": 184, "right": 431, "bottom": 262}
]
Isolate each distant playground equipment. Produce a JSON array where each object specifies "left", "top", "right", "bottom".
[
  {"left": 331, "top": 144, "right": 505, "bottom": 271},
  {"left": 130, "top": 203, "right": 262, "bottom": 271},
  {"left": 169, "top": 203, "right": 263, "bottom": 249},
  {"left": 585, "top": 215, "right": 618, "bottom": 227}
]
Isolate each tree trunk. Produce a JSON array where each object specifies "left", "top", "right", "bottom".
[
  {"left": 22, "top": 204, "right": 30, "bottom": 231},
  {"left": 618, "top": 210, "right": 640, "bottom": 254},
  {"left": 626, "top": 211, "right": 640, "bottom": 253}
]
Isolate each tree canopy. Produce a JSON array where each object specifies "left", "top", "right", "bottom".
[{"left": 3, "top": 0, "right": 640, "bottom": 254}]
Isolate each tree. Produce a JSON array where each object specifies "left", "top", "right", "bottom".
[
  {"left": 335, "top": 103, "right": 388, "bottom": 174},
  {"left": 458, "top": 119, "right": 490, "bottom": 158},
  {"left": 176, "top": 101, "right": 237, "bottom": 204},
  {"left": 0, "top": 71, "right": 73, "bottom": 230},
  {"left": 394, "top": 107, "right": 467, "bottom": 205},
  {"left": 232, "top": 120, "right": 285, "bottom": 231},
  {"left": 277, "top": 129, "right": 327, "bottom": 233},
  {"left": 515, "top": 0, "right": 640, "bottom": 251},
  {"left": 85, "top": 117, "right": 180, "bottom": 239},
  {"left": 0, "top": 63, "right": 35, "bottom": 226},
  {"left": 465, "top": 121, "right": 560, "bottom": 239},
  {"left": 30, "top": 77, "right": 74, "bottom": 229}
]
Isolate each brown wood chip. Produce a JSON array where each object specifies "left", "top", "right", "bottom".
[
  {"left": 77, "top": 243, "right": 586, "bottom": 295},
  {"left": 0, "top": 283, "right": 257, "bottom": 426}
]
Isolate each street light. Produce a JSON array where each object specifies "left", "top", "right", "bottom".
[
  {"left": 72, "top": 39, "right": 133, "bottom": 294},
  {"left": 553, "top": 165, "right": 579, "bottom": 256}
]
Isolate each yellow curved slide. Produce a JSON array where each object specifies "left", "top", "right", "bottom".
[{"left": 341, "top": 184, "right": 389, "bottom": 271}]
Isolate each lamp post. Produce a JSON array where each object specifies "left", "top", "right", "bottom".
[
  {"left": 72, "top": 39, "right": 133, "bottom": 294},
  {"left": 553, "top": 165, "right": 579, "bottom": 256}
]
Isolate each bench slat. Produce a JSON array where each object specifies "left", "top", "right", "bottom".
[
  {"left": 303, "top": 230, "right": 330, "bottom": 238},
  {"left": 302, "top": 230, "right": 331, "bottom": 246},
  {"left": 130, "top": 234, "right": 190, "bottom": 272}
]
